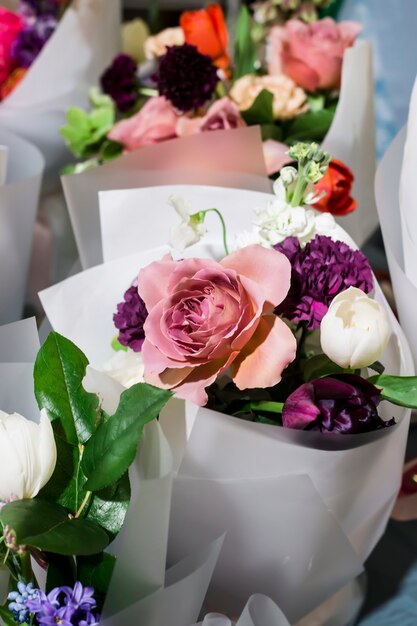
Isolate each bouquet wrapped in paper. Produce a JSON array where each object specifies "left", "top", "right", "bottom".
[
  {"left": 39, "top": 144, "right": 415, "bottom": 624},
  {"left": 0, "top": 128, "right": 44, "bottom": 324},
  {"left": 0, "top": 0, "right": 120, "bottom": 186},
  {"left": 61, "top": 1, "right": 377, "bottom": 270}
]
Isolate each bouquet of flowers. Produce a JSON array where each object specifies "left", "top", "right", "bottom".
[
  {"left": 39, "top": 143, "right": 416, "bottom": 623},
  {"left": 59, "top": 1, "right": 377, "bottom": 271}
]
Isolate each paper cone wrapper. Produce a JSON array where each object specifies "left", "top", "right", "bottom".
[
  {"left": 0, "top": 129, "right": 44, "bottom": 324},
  {"left": 39, "top": 219, "right": 413, "bottom": 623},
  {"left": 0, "top": 0, "right": 121, "bottom": 188},
  {"left": 323, "top": 40, "right": 378, "bottom": 246},
  {"left": 61, "top": 126, "right": 271, "bottom": 269}
]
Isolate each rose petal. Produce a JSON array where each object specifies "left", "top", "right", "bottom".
[
  {"left": 231, "top": 314, "right": 296, "bottom": 390},
  {"left": 138, "top": 254, "right": 176, "bottom": 310},
  {"left": 221, "top": 245, "right": 292, "bottom": 310},
  {"left": 262, "top": 139, "right": 292, "bottom": 176}
]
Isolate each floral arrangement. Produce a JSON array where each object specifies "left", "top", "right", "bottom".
[
  {"left": 0, "top": 0, "right": 70, "bottom": 101},
  {"left": 61, "top": 2, "right": 362, "bottom": 176}
]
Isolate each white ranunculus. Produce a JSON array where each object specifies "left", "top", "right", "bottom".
[
  {"left": 169, "top": 195, "right": 207, "bottom": 251},
  {"left": 0, "top": 409, "right": 56, "bottom": 502},
  {"left": 320, "top": 287, "right": 392, "bottom": 369}
]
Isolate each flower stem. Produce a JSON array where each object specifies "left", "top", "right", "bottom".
[
  {"left": 138, "top": 87, "right": 159, "bottom": 97},
  {"left": 205, "top": 208, "right": 229, "bottom": 255},
  {"left": 75, "top": 491, "right": 92, "bottom": 519},
  {"left": 290, "top": 172, "right": 307, "bottom": 208},
  {"left": 215, "top": 81, "right": 226, "bottom": 99}
]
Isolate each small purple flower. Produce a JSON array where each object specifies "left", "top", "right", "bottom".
[
  {"left": 155, "top": 43, "right": 219, "bottom": 112},
  {"left": 282, "top": 374, "right": 395, "bottom": 434},
  {"left": 274, "top": 235, "right": 373, "bottom": 330},
  {"left": 100, "top": 53, "right": 138, "bottom": 112},
  {"left": 114, "top": 284, "right": 148, "bottom": 352},
  {"left": 11, "top": 15, "right": 57, "bottom": 68},
  {"left": 27, "top": 582, "right": 99, "bottom": 626}
]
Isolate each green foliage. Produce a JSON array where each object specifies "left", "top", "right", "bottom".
[
  {"left": 234, "top": 5, "right": 257, "bottom": 79},
  {"left": 301, "top": 354, "right": 345, "bottom": 382},
  {"left": 241, "top": 89, "right": 274, "bottom": 125},
  {"left": 61, "top": 104, "right": 115, "bottom": 159},
  {"left": 368, "top": 375, "right": 417, "bottom": 409},
  {"left": 283, "top": 109, "right": 335, "bottom": 144},
  {"left": 111, "top": 334, "right": 128, "bottom": 352}
]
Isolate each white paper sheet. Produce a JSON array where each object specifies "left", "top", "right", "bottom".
[
  {"left": 322, "top": 41, "right": 378, "bottom": 246},
  {"left": 0, "top": 146, "right": 8, "bottom": 187},
  {"left": 61, "top": 126, "right": 271, "bottom": 269},
  {"left": 0, "top": 129, "right": 44, "bottom": 324},
  {"left": 0, "top": 0, "right": 121, "bottom": 187},
  {"left": 192, "top": 594, "right": 292, "bottom": 626}
]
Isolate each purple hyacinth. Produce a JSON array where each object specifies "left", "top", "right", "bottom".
[
  {"left": 155, "top": 43, "right": 219, "bottom": 112},
  {"left": 100, "top": 53, "right": 138, "bottom": 112},
  {"left": 113, "top": 284, "right": 148, "bottom": 352},
  {"left": 282, "top": 374, "right": 395, "bottom": 434},
  {"left": 274, "top": 235, "right": 373, "bottom": 330},
  {"left": 11, "top": 15, "right": 57, "bottom": 68},
  {"left": 27, "top": 581, "right": 100, "bottom": 626}
]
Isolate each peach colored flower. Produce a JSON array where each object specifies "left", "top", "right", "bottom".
[
  {"left": 138, "top": 245, "right": 297, "bottom": 405},
  {"left": 230, "top": 74, "right": 308, "bottom": 120},
  {"left": 108, "top": 96, "right": 178, "bottom": 151},
  {"left": 176, "top": 97, "right": 246, "bottom": 136},
  {"left": 268, "top": 18, "right": 362, "bottom": 92},
  {"left": 144, "top": 27, "right": 185, "bottom": 60}
]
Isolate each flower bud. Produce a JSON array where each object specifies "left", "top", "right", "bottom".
[
  {"left": 278, "top": 166, "right": 297, "bottom": 188},
  {"left": 320, "top": 287, "right": 391, "bottom": 369},
  {"left": 0, "top": 409, "right": 56, "bottom": 502}
]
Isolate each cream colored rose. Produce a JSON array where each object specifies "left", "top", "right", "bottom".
[
  {"left": 144, "top": 27, "right": 185, "bottom": 60},
  {"left": 230, "top": 74, "right": 308, "bottom": 120}
]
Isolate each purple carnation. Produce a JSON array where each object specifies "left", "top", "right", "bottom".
[
  {"left": 11, "top": 15, "right": 57, "bottom": 68},
  {"left": 155, "top": 43, "right": 219, "bottom": 112},
  {"left": 113, "top": 284, "right": 148, "bottom": 352},
  {"left": 282, "top": 374, "right": 395, "bottom": 434},
  {"left": 19, "top": 0, "right": 60, "bottom": 18},
  {"left": 27, "top": 582, "right": 99, "bottom": 626},
  {"left": 274, "top": 235, "right": 373, "bottom": 330},
  {"left": 100, "top": 53, "right": 138, "bottom": 112}
]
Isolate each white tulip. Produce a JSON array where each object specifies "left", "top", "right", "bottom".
[
  {"left": 320, "top": 287, "right": 391, "bottom": 369},
  {"left": 0, "top": 409, "right": 56, "bottom": 502}
]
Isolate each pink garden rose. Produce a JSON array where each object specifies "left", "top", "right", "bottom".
[
  {"left": 268, "top": 18, "right": 362, "bottom": 92},
  {"left": 138, "top": 245, "right": 297, "bottom": 405},
  {"left": 176, "top": 97, "right": 246, "bottom": 136},
  {"left": 0, "top": 9, "right": 24, "bottom": 88},
  {"left": 108, "top": 96, "right": 178, "bottom": 151}
]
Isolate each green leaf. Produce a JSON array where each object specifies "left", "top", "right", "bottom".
[
  {"left": 78, "top": 553, "right": 116, "bottom": 595},
  {"left": 111, "top": 334, "right": 128, "bottom": 352},
  {"left": 34, "top": 332, "right": 101, "bottom": 445},
  {"left": 284, "top": 109, "right": 335, "bottom": 144},
  {"left": 45, "top": 554, "right": 76, "bottom": 592},
  {"left": 241, "top": 89, "right": 274, "bottom": 125},
  {"left": 61, "top": 104, "right": 115, "bottom": 159},
  {"left": 307, "top": 93, "right": 325, "bottom": 112},
  {"left": 0, "top": 605, "right": 17, "bottom": 626},
  {"left": 234, "top": 5, "right": 257, "bottom": 79},
  {"left": 82, "top": 384, "right": 172, "bottom": 491},
  {"left": 261, "top": 124, "right": 283, "bottom": 142},
  {"left": 100, "top": 140, "right": 123, "bottom": 163},
  {"left": 368, "top": 375, "right": 417, "bottom": 409},
  {"left": 302, "top": 354, "right": 344, "bottom": 382},
  {"left": 235, "top": 400, "right": 284, "bottom": 416},
  {"left": 0, "top": 500, "right": 109, "bottom": 555}
]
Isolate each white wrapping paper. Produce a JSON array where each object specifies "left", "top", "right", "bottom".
[
  {"left": 0, "top": 128, "right": 44, "bottom": 324},
  {"left": 39, "top": 224, "right": 413, "bottom": 623},
  {"left": 322, "top": 40, "right": 378, "bottom": 246},
  {"left": 191, "top": 594, "right": 291, "bottom": 626},
  {"left": 0, "top": 0, "right": 121, "bottom": 187},
  {"left": 0, "top": 146, "right": 8, "bottom": 186},
  {"left": 61, "top": 126, "right": 271, "bottom": 269}
]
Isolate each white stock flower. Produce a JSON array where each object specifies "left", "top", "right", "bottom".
[
  {"left": 103, "top": 349, "right": 145, "bottom": 388},
  {"left": 320, "top": 287, "right": 391, "bottom": 369},
  {"left": 169, "top": 195, "right": 207, "bottom": 251},
  {"left": 0, "top": 409, "right": 56, "bottom": 502}
]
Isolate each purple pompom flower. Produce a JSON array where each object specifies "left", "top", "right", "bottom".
[
  {"left": 100, "top": 53, "right": 138, "bottom": 112},
  {"left": 27, "top": 581, "right": 99, "bottom": 626},
  {"left": 282, "top": 374, "right": 395, "bottom": 434},
  {"left": 155, "top": 43, "right": 219, "bottom": 112},
  {"left": 274, "top": 235, "right": 373, "bottom": 330},
  {"left": 114, "top": 284, "right": 148, "bottom": 352},
  {"left": 11, "top": 15, "right": 57, "bottom": 68}
]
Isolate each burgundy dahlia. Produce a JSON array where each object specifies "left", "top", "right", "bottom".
[
  {"left": 100, "top": 53, "right": 138, "bottom": 112},
  {"left": 274, "top": 235, "right": 373, "bottom": 329},
  {"left": 282, "top": 375, "right": 395, "bottom": 434},
  {"left": 113, "top": 284, "right": 148, "bottom": 352},
  {"left": 11, "top": 16, "right": 57, "bottom": 68},
  {"left": 155, "top": 43, "right": 219, "bottom": 112}
]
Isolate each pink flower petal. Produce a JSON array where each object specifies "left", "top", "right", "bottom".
[
  {"left": 338, "top": 21, "right": 363, "bottom": 47},
  {"left": 137, "top": 254, "right": 176, "bottom": 311},
  {"left": 221, "top": 245, "right": 292, "bottom": 310},
  {"left": 232, "top": 314, "right": 296, "bottom": 390},
  {"left": 262, "top": 140, "right": 292, "bottom": 175}
]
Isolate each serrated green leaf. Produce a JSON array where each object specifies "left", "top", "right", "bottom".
[
  {"left": 302, "top": 354, "right": 345, "bottom": 382},
  {"left": 284, "top": 109, "right": 335, "bottom": 144},
  {"left": 34, "top": 332, "right": 101, "bottom": 445},
  {"left": 0, "top": 500, "right": 109, "bottom": 556},
  {"left": 234, "top": 5, "right": 257, "bottom": 79},
  {"left": 368, "top": 375, "right": 417, "bottom": 408},
  {"left": 241, "top": 89, "right": 274, "bottom": 125},
  {"left": 82, "top": 384, "right": 172, "bottom": 491}
]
